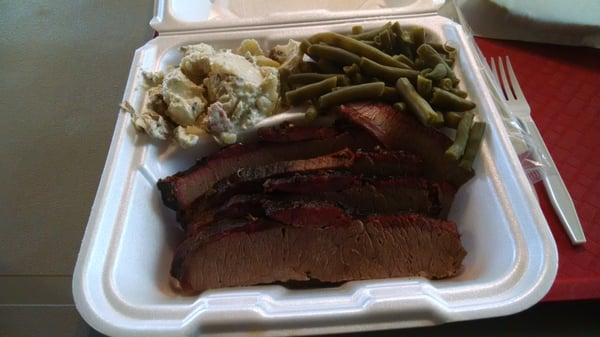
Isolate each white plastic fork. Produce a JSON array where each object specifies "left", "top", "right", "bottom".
[{"left": 489, "top": 56, "right": 586, "bottom": 245}]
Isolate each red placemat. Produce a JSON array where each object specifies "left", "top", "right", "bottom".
[{"left": 475, "top": 37, "right": 600, "bottom": 301}]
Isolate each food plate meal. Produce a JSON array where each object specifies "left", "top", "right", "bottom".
[
  {"left": 122, "top": 21, "right": 490, "bottom": 293},
  {"left": 73, "top": 5, "right": 557, "bottom": 337}
]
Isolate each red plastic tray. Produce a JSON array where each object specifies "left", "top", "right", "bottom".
[{"left": 476, "top": 37, "right": 600, "bottom": 301}]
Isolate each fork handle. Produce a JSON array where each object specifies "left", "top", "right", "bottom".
[
  {"left": 522, "top": 118, "right": 587, "bottom": 244},
  {"left": 543, "top": 175, "right": 586, "bottom": 244}
]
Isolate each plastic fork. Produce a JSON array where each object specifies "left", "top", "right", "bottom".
[{"left": 489, "top": 56, "right": 586, "bottom": 245}]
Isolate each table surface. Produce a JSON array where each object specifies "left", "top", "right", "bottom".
[
  {"left": 0, "top": 1, "right": 598, "bottom": 336},
  {"left": 475, "top": 38, "right": 600, "bottom": 301}
]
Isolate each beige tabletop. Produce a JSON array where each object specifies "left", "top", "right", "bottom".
[{"left": 0, "top": 0, "right": 153, "bottom": 335}]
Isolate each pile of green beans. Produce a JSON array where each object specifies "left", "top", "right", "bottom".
[{"left": 279, "top": 21, "right": 485, "bottom": 170}]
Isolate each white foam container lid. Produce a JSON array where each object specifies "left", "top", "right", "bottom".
[{"left": 73, "top": 1, "right": 558, "bottom": 336}]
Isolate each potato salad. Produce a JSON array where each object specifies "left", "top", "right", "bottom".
[{"left": 124, "top": 39, "right": 300, "bottom": 147}]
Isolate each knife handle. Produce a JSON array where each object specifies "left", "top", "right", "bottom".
[
  {"left": 524, "top": 119, "right": 586, "bottom": 244},
  {"left": 543, "top": 174, "right": 586, "bottom": 244}
]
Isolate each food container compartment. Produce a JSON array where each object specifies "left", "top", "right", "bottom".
[{"left": 73, "top": 5, "right": 558, "bottom": 337}]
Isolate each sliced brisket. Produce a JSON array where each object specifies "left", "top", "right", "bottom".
[
  {"left": 183, "top": 175, "right": 455, "bottom": 235},
  {"left": 158, "top": 129, "right": 377, "bottom": 210},
  {"left": 177, "top": 148, "right": 425, "bottom": 228},
  {"left": 177, "top": 150, "right": 356, "bottom": 227},
  {"left": 171, "top": 214, "right": 466, "bottom": 293},
  {"left": 206, "top": 148, "right": 355, "bottom": 207},
  {"left": 352, "top": 149, "right": 423, "bottom": 176},
  {"left": 221, "top": 148, "right": 355, "bottom": 187},
  {"left": 337, "top": 102, "right": 474, "bottom": 186}
]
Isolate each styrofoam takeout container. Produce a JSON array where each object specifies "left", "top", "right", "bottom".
[{"left": 73, "top": 1, "right": 558, "bottom": 336}]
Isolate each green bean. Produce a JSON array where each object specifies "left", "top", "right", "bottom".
[
  {"left": 445, "top": 164, "right": 475, "bottom": 187},
  {"left": 377, "top": 55, "right": 411, "bottom": 70},
  {"left": 410, "top": 27, "right": 425, "bottom": 50},
  {"left": 436, "top": 78, "right": 453, "bottom": 91},
  {"left": 393, "top": 102, "right": 406, "bottom": 112},
  {"left": 308, "top": 31, "right": 407, "bottom": 67},
  {"left": 414, "top": 57, "right": 425, "bottom": 70},
  {"left": 390, "top": 22, "right": 413, "bottom": 59},
  {"left": 300, "top": 39, "right": 312, "bottom": 54},
  {"left": 318, "top": 82, "right": 385, "bottom": 108},
  {"left": 416, "top": 75, "right": 433, "bottom": 99},
  {"left": 305, "top": 104, "right": 319, "bottom": 121},
  {"left": 285, "top": 76, "right": 338, "bottom": 105},
  {"left": 430, "top": 42, "right": 456, "bottom": 54},
  {"left": 396, "top": 77, "right": 444, "bottom": 127},
  {"left": 307, "top": 44, "right": 361, "bottom": 67},
  {"left": 449, "top": 87, "right": 468, "bottom": 98},
  {"left": 343, "top": 63, "right": 365, "bottom": 84},
  {"left": 393, "top": 54, "right": 415, "bottom": 69},
  {"left": 316, "top": 58, "right": 341, "bottom": 74},
  {"left": 430, "top": 87, "right": 476, "bottom": 111},
  {"left": 350, "top": 72, "right": 365, "bottom": 84},
  {"left": 422, "top": 63, "right": 447, "bottom": 80},
  {"left": 362, "top": 40, "right": 376, "bottom": 46},
  {"left": 381, "top": 86, "right": 400, "bottom": 102},
  {"left": 445, "top": 111, "right": 474, "bottom": 161},
  {"left": 337, "top": 76, "right": 351, "bottom": 86},
  {"left": 376, "top": 28, "right": 393, "bottom": 53},
  {"left": 443, "top": 111, "right": 463, "bottom": 129},
  {"left": 279, "top": 68, "right": 291, "bottom": 102},
  {"left": 447, "top": 49, "right": 457, "bottom": 62},
  {"left": 298, "top": 61, "right": 319, "bottom": 73},
  {"left": 288, "top": 73, "right": 349, "bottom": 87},
  {"left": 351, "top": 25, "right": 364, "bottom": 34},
  {"left": 343, "top": 63, "right": 360, "bottom": 76},
  {"left": 460, "top": 122, "right": 487, "bottom": 170},
  {"left": 416, "top": 44, "right": 459, "bottom": 84},
  {"left": 390, "top": 21, "right": 402, "bottom": 36},
  {"left": 359, "top": 57, "right": 419, "bottom": 84},
  {"left": 349, "top": 22, "right": 391, "bottom": 40}
]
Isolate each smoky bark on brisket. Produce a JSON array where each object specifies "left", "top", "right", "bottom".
[
  {"left": 158, "top": 129, "right": 377, "bottom": 210},
  {"left": 177, "top": 148, "right": 429, "bottom": 229}
]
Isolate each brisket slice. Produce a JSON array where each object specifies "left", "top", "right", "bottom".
[
  {"left": 205, "top": 148, "right": 355, "bottom": 207},
  {"left": 260, "top": 147, "right": 424, "bottom": 193},
  {"left": 265, "top": 175, "right": 455, "bottom": 218},
  {"left": 158, "top": 128, "right": 377, "bottom": 210},
  {"left": 177, "top": 149, "right": 355, "bottom": 227},
  {"left": 207, "top": 196, "right": 351, "bottom": 229},
  {"left": 352, "top": 148, "right": 423, "bottom": 176},
  {"left": 177, "top": 148, "right": 423, "bottom": 227},
  {"left": 184, "top": 176, "right": 456, "bottom": 235},
  {"left": 221, "top": 148, "right": 355, "bottom": 187},
  {"left": 171, "top": 214, "right": 466, "bottom": 293},
  {"left": 257, "top": 122, "right": 340, "bottom": 143},
  {"left": 337, "top": 102, "right": 474, "bottom": 186},
  {"left": 227, "top": 148, "right": 423, "bottom": 196},
  {"left": 263, "top": 171, "right": 359, "bottom": 194}
]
